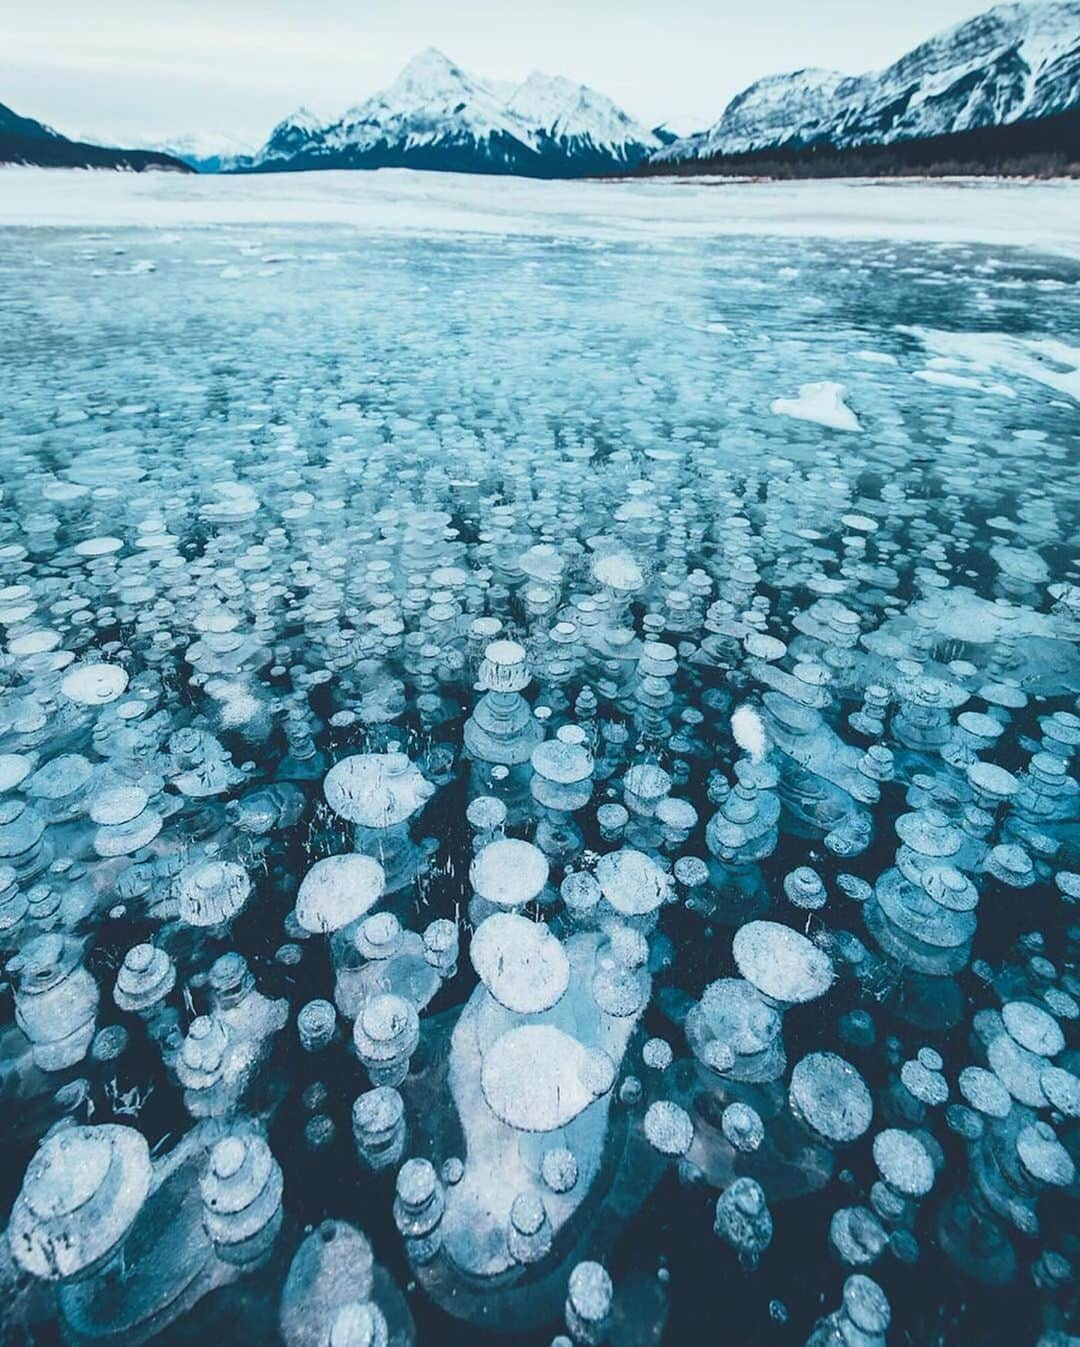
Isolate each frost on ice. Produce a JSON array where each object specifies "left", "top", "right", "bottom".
[{"left": 0, "top": 210, "right": 1076, "bottom": 1347}]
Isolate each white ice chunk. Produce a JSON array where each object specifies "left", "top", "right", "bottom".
[
  {"left": 770, "top": 381, "right": 862, "bottom": 432},
  {"left": 901, "top": 326, "right": 1080, "bottom": 402}
]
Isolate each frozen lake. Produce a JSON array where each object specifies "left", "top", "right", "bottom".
[
  {"left": 3, "top": 166, "right": 1080, "bottom": 256},
  {"left": 0, "top": 170, "right": 1077, "bottom": 1347},
  {"left": 4, "top": 172, "right": 1078, "bottom": 495}
]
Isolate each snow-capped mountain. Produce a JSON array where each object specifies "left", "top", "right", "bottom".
[
  {"left": 659, "top": 69, "right": 850, "bottom": 160},
  {"left": 135, "top": 130, "right": 257, "bottom": 173},
  {"left": 314, "top": 49, "right": 535, "bottom": 172},
  {"left": 241, "top": 48, "right": 660, "bottom": 177},
  {"left": 656, "top": 0, "right": 1080, "bottom": 162},
  {"left": 505, "top": 71, "right": 660, "bottom": 168},
  {"left": 256, "top": 108, "right": 333, "bottom": 167}
]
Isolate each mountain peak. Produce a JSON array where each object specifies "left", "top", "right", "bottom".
[
  {"left": 247, "top": 48, "right": 663, "bottom": 176},
  {"left": 518, "top": 70, "right": 578, "bottom": 97},
  {"left": 277, "top": 107, "right": 324, "bottom": 133},
  {"left": 401, "top": 47, "right": 460, "bottom": 76},
  {"left": 257, "top": 106, "right": 329, "bottom": 163},
  {"left": 391, "top": 47, "right": 473, "bottom": 98},
  {"left": 506, "top": 70, "right": 660, "bottom": 152}
]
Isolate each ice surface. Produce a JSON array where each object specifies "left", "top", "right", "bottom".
[
  {"left": 1, "top": 168, "right": 1078, "bottom": 255},
  {"left": 0, "top": 168, "right": 1077, "bottom": 1347}
]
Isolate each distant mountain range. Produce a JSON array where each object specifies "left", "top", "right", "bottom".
[
  {"left": 234, "top": 48, "right": 662, "bottom": 177},
  {"left": 0, "top": 102, "right": 190, "bottom": 172},
  {"left": 126, "top": 131, "right": 257, "bottom": 174},
  {"left": 3, "top": 1, "right": 1077, "bottom": 178},
  {"left": 656, "top": 0, "right": 1080, "bottom": 166}
]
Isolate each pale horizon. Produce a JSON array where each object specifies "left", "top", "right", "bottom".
[{"left": 1, "top": 0, "right": 1016, "bottom": 149}]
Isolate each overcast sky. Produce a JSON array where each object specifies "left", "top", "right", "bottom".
[{"left": 2, "top": 0, "right": 1000, "bottom": 147}]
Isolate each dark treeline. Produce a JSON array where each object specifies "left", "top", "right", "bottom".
[
  {"left": 631, "top": 109, "right": 1080, "bottom": 180},
  {"left": 0, "top": 131, "right": 191, "bottom": 172}
]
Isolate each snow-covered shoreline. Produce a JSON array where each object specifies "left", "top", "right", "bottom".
[{"left": 1, "top": 166, "right": 1078, "bottom": 256}]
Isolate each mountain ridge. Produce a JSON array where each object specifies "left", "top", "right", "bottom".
[
  {"left": 0, "top": 102, "right": 193, "bottom": 172},
  {"left": 6, "top": 2, "right": 1076, "bottom": 180},
  {"left": 236, "top": 47, "right": 660, "bottom": 177},
  {"left": 655, "top": 0, "right": 1080, "bottom": 163}
]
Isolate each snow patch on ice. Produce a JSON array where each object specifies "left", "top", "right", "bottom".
[
  {"left": 914, "top": 368, "right": 1016, "bottom": 396},
  {"left": 902, "top": 326, "right": 1080, "bottom": 402},
  {"left": 770, "top": 380, "right": 862, "bottom": 431}
]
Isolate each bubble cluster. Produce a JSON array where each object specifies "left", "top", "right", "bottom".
[{"left": 0, "top": 222, "right": 1076, "bottom": 1347}]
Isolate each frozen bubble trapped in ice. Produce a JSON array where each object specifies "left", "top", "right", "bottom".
[
  {"left": 784, "top": 866, "right": 827, "bottom": 911},
  {"left": 789, "top": 1052, "right": 873, "bottom": 1144},
  {"left": 10, "top": 1124, "right": 151, "bottom": 1279},
  {"left": 642, "top": 1037, "right": 673, "bottom": 1070},
  {"left": 644, "top": 1100, "right": 694, "bottom": 1155},
  {"left": 1041, "top": 1067, "right": 1080, "bottom": 1118},
  {"left": 470, "top": 912, "right": 570, "bottom": 1014},
  {"left": 481, "top": 1025, "right": 614, "bottom": 1132},
  {"left": 872, "top": 1129, "right": 935, "bottom": 1197},
  {"left": 1001, "top": 1001, "right": 1065, "bottom": 1058},
  {"left": 470, "top": 838, "right": 549, "bottom": 908},
  {"left": 323, "top": 751, "right": 434, "bottom": 827},
  {"left": 732, "top": 920, "right": 835, "bottom": 1005},
  {"left": 901, "top": 1058, "right": 949, "bottom": 1107},
  {"left": 592, "top": 552, "right": 644, "bottom": 593},
  {"left": 177, "top": 859, "right": 252, "bottom": 927},
  {"left": 1016, "top": 1123, "right": 1074, "bottom": 1187},
  {"left": 27, "top": 753, "right": 93, "bottom": 801},
  {"left": 296, "top": 854, "right": 386, "bottom": 934},
  {"left": 60, "top": 663, "right": 129, "bottom": 706},
  {"left": 722, "top": 1102, "right": 765, "bottom": 1152},
  {"left": 89, "top": 785, "right": 149, "bottom": 827},
  {"left": 542, "top": 1147, "right": 579, "bottom": 1193},
  {"left": 843, "top": 1276, "right": 891, "bottom": 1335},
  {"left": 0, "top": 754, "right": 32, "bottom": 792},
  {"left": 594, "top": 848, "right": 671, "bottom": 917}
]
